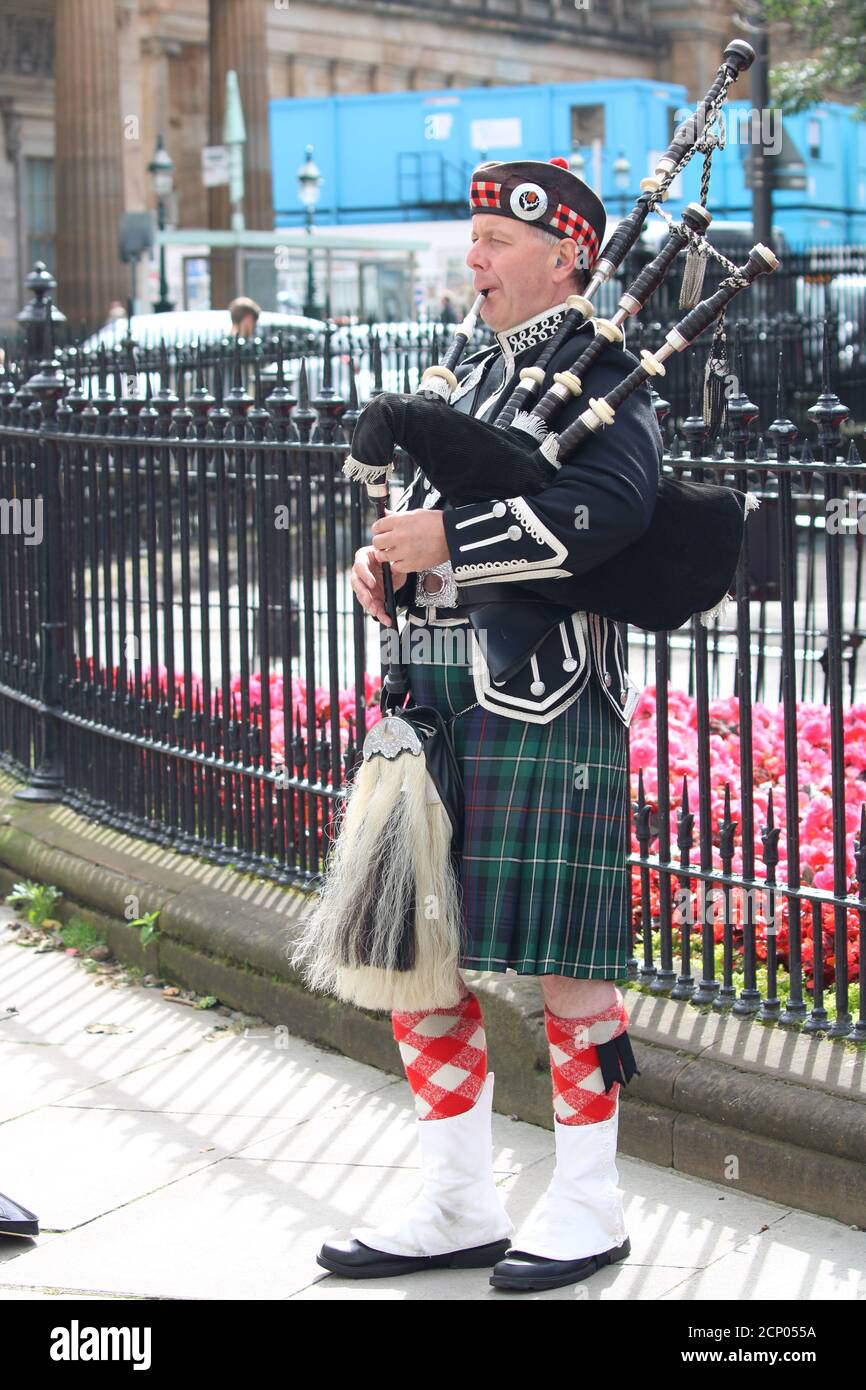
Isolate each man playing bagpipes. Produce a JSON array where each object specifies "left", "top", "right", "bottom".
[
  {"left": 300, "top": 37, "right": 772, "bottom": 1292},
  {"left": 314, "top": 155, "right": 658, "bottom": 1291}
]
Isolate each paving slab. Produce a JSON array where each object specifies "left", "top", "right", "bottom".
[
  {"left": 2, "top": 904, "right": 866, "bottom": 1302},
  {"left": 42, "top": 1028, "right": 399, "bottom": 1114}
]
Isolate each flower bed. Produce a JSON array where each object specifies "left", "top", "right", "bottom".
[
  {"left": 628, "top": 686, "right": 865, "bottom": 991},
  {"left": 72, "top": 658, "right": 864, "bottom": 989}
]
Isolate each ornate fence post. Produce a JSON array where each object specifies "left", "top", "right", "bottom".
[
  {"left": 15, "top": 296, "right": 69, "bottom": 802},
  {"left": 16, "top": 261, "right": 67, "bottom": 361},
  {"left": 726, "top": 327, "right": 762, "bottom": 1017},
  {"left": 807, "top": 320, "right": 853, "bottom": 1039},
  {"left": 682, "top": 354, "right": 719, "bottom": 1007},
  {"left": 767, "top": 346, "right": 807, "bottom": 1027}
]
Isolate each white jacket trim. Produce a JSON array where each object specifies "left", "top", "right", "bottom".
[
  {"left": 452, "top": 497, "right": 571, "bottom": 580},
  {"left": 468, "top": 616, "right": 592, "bottom": 724}
]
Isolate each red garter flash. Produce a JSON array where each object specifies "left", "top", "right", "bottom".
[{"left": 545, "top": 993, "right": 637, "bottom": 1124}]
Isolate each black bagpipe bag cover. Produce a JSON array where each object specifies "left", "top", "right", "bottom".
[{"left": 351, "top": 392, "right": 749, "bottom": 634}]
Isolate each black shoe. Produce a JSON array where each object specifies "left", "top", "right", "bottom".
[
  {"left": 317, "top": 1236, "right": 512, "bottom": 1280},
  {"left": 0, "top": 1191, "right": 39, "bottom": 1238},
  {"left": 489, "top": 1235, "right": 631, "bottom": 1292}
]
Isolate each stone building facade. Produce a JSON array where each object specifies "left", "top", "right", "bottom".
[{"left": 0, "top": 0, "right": 744, "bottom": 336}]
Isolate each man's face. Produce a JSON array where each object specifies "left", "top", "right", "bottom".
[{"left": 466, "top": 213, "right": 570, "bottom": 332}]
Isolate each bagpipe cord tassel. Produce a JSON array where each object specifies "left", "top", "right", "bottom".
[
  {"left": 702, "top": 309, "right": 729, "bottom": 441},
  {"left": 679, "top": 241, "right": 708, "bottom": 310},
  {"left": 679, "top": 144, "right": 715, "bottom": 309},
  {"left": 287, "top": 748, "right": 466, "bottom": 1014}
]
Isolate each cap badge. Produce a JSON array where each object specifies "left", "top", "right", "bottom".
[{"left": 509, "top": 182, "right": 548, "bottom": 221}]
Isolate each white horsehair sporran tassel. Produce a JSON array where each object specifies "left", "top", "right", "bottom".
[
  {"left": 289, "top": 456, "right": 468, "bottom": 1014},
  {"left": 289, "top": 708, "right": 466, "bottom": 1013}
]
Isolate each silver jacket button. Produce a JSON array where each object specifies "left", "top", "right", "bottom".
[
  {"left": 423, "top": 477, "right": 430, "bottom": 489},
  {"left": 603, "top": 670, "right": 611, "bottom": 686},
  {"left": 507, "top": 524, "right": 522, "bottom": 541},
  {"left": 620, "top": 688, "right": 628, "bottom": 702},
  {"left": 530, "top": 679, "right": 546, "bottom": 696},
  {"left": 492, "top": 501, "right": 507, "bottom": 517},
  {"left": 562, "top": 658, "right": 578, "bottom": 672}
]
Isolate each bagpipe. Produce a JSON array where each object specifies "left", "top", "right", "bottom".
[
  {"left": 345, "top": 241, "right": 775, "bottom": 636},
  {"left": 289, "top": 39, "right": 778, "bottom": 1013},
  {"left": 344, "top": 39, "right": 774, "bottom": 641}
]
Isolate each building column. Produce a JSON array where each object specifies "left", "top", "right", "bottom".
[
  {"left": 648, "top": 3, "right": 736, "bottom": 103},
  {"left": 208, "top": 0, "right": 274, "bottom": 309},
  {"left": 1, "top": 105, "right": 23, "bottom": 315},
  {"left": 54, "top": 0, "right": 126, "bottom": 334}
]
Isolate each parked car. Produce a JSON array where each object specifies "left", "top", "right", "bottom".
[
  {"left": 62, "top": 309, "right": 325, "bottom": 401},
  {"left": 325, "top": 318, "right": 492, "bottom": 398},
  {"left": 79, "top": 308, "right": 327, "bottom": 355},
  {"left": 795, "top": 273, "right": 866, "bottom": 367}
]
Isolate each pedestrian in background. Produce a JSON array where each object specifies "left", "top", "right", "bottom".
[
  {"left": 439, "top": 291, "right": 458, "bottom": 325},
  {"left": 229, "top": 296, "right": 261, "bottom": 339}
]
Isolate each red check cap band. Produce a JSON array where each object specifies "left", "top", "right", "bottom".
[
  {"left": 550, "top": 203, "right": 600, "bottom": 265},
  {"left": 469, "top": 181, "right": 600, "bottom": 268},
  {"left": 470, "top": 179, "right": 502, "bottom": 208}
]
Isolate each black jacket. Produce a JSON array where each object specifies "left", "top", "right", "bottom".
[{"left": 392, "top": 301, "right": 663, "bottom": 725}]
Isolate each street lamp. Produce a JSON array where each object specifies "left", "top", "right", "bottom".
[
  {"left": 297, "top": 143, "right": 323, "bottom": 319},
  {"left": 148, "top": 133, "right": 175, "bottom": 313},
  {"left": 567, "top": 147, "right": 586, "bottom": 181},
  {"left": 613, "top": 149, "right": 631, "bottom": 217}
]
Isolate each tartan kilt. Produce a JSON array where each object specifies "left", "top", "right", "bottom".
[{"left": 405, "top": 627, "right": 633, "bottom": 982}]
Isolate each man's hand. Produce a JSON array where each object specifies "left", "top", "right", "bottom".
[
  {"left": 350, "top": 544, "right": 393, "bottom": 627},
  {"left": 370, "top": 506, "right": 450, "bottom": 581}
]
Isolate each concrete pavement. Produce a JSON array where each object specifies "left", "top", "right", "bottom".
[{"left": 1, "top": 906, "right": 864, "bottom": 1302}]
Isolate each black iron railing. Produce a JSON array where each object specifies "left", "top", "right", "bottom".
[{"left": 1, "top": 273, "right": 864, "bottom": 1039}]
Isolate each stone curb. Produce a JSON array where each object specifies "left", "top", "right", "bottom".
[{"left": 0, "top": 769, "right": 863, "bottom": 1229}]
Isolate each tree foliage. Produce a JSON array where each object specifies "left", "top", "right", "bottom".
[{"left": 740, "top": 0, "right": 866, "bottom": 117}]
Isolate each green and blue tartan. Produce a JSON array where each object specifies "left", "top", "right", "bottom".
[{"left": 406, "top": 628, "right": 633, "bottom": 981}]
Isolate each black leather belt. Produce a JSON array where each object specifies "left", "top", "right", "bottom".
[
  {"left": 406, "top": 586, "right": 580, "bottom": 682},
  {"left": 407, "top": 585, "right": 555, "bottom": 619},
  {"left": 405, "top": 583, "right": 556, "bottom": 617},
  {"left": 422, "top": 583, "right": 558, "bottom": 617},
  {"left": 450, "top": 583, "right": 551, "bottom": 611}
]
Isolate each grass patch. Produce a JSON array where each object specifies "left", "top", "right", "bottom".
[
  {"left": 59, "top": 916, "right": 104, "bottom": 954},
  {"left": 632, "top": 929, "right": 861, "bottom": 1028}
]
